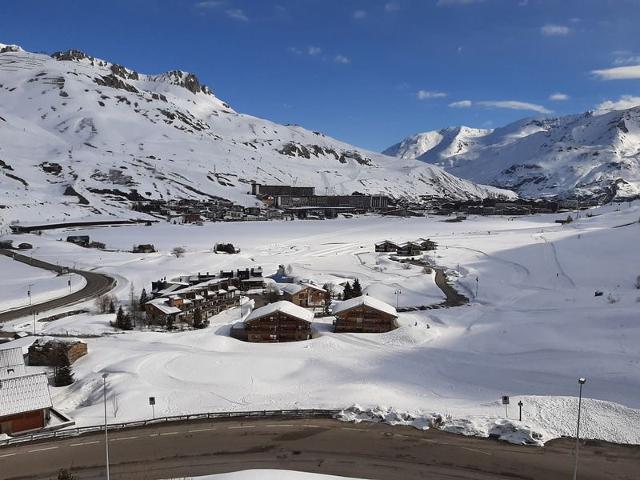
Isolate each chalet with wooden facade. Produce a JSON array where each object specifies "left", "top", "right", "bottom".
[
  {"left": 233, "top": 301, "right": 313, "bottom": 342},
  {"left": 28, "top": 338, "right": 88, "bottom": 367},
  {"left": 375, "top": 240, "right": 399, "bottom": 253},
  {"left": 145, "top": 277, "right": 239, "bottom": 326},
  {"left": 281, "top": 283, "right": 327, "bottom": 308},
  {"left": 396, "top": 241, "right": 423, "bottom": 257},
  {"left": 333, "top": 295, "right": 398, "bottom": 333}
]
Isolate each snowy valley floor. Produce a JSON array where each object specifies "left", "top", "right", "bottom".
[{"left": 1, "top": 202, "right": 639, "bottom": 446}]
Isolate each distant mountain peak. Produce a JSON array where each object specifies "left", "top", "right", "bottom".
[{"left": 384, "top": 107, "right": 640, "bottom": 201}]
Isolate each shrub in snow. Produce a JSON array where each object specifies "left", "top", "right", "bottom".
[
  {"left": 57, "top": 469, "right": 77, "bottom": 480},
  {"left": 607, "top": 293, "right": 620, "bottom": 304},
  {"left": 635, "top": 275, "right": 640, "bottom": 289},
  {"left": 172, "top": 246, "right": 186, "bottom": 258}
]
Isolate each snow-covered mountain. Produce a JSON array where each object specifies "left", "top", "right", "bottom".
[
  {"left": 384, "top": 111, "right": 640, "bottom": 201},
  {"left": 0, "top": 44, "right": 512, "bottom": 224}
]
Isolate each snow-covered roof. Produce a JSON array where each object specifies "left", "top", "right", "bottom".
[
  {"left": 0, "top": 347, "right": 24, "bottom": 369},
  {"left": 281, "top": 283, "right": 326, "bottom": 295},
  {"left": 147, "top": 298, "right": 182, "bottom": 315},
  {"left": 245, "top": 301, "right": 314, "bottom": 323},
  {"left": 332, "top": 295, "right": 398, "bottom": 318},
  {"left": 0, "top": 347, "right": 26, "bottom": 379},
  {"left": 0, "top": 373, "right": 53, "bottom": 417}
]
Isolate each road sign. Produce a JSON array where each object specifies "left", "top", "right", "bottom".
[
  {"left": 149, "top": 397, "right": 155, "bottom": 406},
  {"left": 502, "top": 396, "right": 510, "bottom": 405}
]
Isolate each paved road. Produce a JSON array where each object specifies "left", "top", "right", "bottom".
[
  {"left": 0, "top": 249, "right": 116, "bottom": 322},
  {"left": 2, "top": 418, "right": 638, "bottom": 479}
]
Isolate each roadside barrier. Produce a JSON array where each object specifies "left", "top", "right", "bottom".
[{"left": 0, "top": 408, "right": 340, "bottom": 447}]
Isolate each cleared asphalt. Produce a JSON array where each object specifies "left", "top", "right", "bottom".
[
  {"left": 1, "top": 417, "right": 638, "bottom": 480},
  {"left": 0, "top": 249, "right": 116, "bottom": 322}
]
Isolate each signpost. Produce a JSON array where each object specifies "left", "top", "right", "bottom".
[
  {"left": 502, "top": 395, "right": 510, "bottom": 418},
  {"left": 149, "top": 396, "right": 156, "bottom": 419},
  {"left": 518, "top": 400, "right": 523, "bottom": 421}
]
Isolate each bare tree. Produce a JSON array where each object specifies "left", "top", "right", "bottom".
[{"left": 172, "top": 246, "right": 186, "bottom": 258}]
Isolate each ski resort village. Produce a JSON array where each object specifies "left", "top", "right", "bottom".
[{"left": 1, "top": 4, "right": 640, "bottom": 478}]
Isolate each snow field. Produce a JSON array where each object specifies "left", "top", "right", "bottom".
[{"left": 3, "top": 203, "right": 639, "bottom": 446}]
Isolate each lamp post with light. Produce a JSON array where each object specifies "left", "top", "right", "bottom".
[
  {"left": 102, "top": 373, "right": 110, "bottom": 480},
  {"left": 573, "top": 377, "right": 587, "bottom": 480}
]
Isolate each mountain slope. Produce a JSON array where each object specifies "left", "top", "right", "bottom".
[
  {"left": 0, "top": 44, "right": 512, "bottom": 225},
  {"left": 385, "top": 111, "right": 640, "bottom": 201}
]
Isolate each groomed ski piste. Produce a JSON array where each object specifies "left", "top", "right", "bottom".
[
  {"left": 165, "top": 472, "right": 364, "bottom": 480},
  {"left": 1, "top": 201, "right": 639, "bottom": 447}
]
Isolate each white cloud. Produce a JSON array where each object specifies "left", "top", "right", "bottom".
[
  {"left": 518, "top": 0, "right": 528, "bottom": 6},
  {"left": 194, "top": 0, "right": 225, "bottom": 9},
  {"left": 384, "top": 2, "right": 400, "bottom": 12},
  {"left": 613, "top": 55, "right": 640, "bottom": 66},
  {"left": 287, "top": 47, "right": 302, "bottom": 55},
  {"left": 595, "top": 95, "right": 640, "bottom": 112},
  {"left": 541, "top": 24, "right": 571, "bottom": 36},
  {"left": 417, "top": 90, "right": 447, "bottom": 100},
  {"left": 334, "top": 55, "right": 351, "bottom": 64},
  {"left": 226, "top": 8, "right": 248, "bottom": 21},
  {"left": 353, "top": 10, "right": 367, "bottom": 19},
  {"left": 592, "top": 64, "right": 640, "bottom": 80},
  {"left": 449, "top": 100, "right": 473, "bottom": 108},
  {"left": 549, "top": 92, "right": 569, "bottom": 101},
  {"left": 437, "top": 0, "right": 485, "bottom": 6},
  {"left": 307, "top": 46, "right": 322, "bottom": 56},
  {"left": 449, "top": 99, "right": 552, "bottom": 113}
]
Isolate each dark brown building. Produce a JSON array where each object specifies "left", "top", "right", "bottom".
[
  {"left": 281, "top": 283, "right": 327, "bottom": 308},
  {"left": 333, "top": 295, "right": 398, "bottom": 333},
  {"left": 375, "top": 240, "right": 399, "bottom": 252},
  {"left": 28, "top": 338, "right": 88, "bottom": 366},
  {"left": 238, "top": 301, "right": 313, "bottom": 342}
]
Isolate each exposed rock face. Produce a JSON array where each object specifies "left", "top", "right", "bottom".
[{"left": 94, "top": 74, "right": 139, "bottom": 93}]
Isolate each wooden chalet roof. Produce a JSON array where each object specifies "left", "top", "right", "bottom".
[{"left": 332, "top": 295, "right": 398, "bottom": 318}]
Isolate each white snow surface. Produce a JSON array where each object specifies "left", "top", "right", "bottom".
[
  {"left": 2, "top": 202, "right": 639, "bottom": 447},
  {"left": 0, "top": 45, "right": 513, "bottom": 225},
  {"left": 332, "top": 295, "right": 397, "bottom": 317},
  {"left": 384, "top": 111, "right": 640, "bottom": 200},
  {"left": 166, "top": 472, "right": 366, "bottom": 480}
]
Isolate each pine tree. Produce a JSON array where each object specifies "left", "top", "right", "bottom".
[
  {"left": 139, "top": 288, "right": 148, "bottom": 311},
  {"left": 193, "top": 307, "right": 205, "bottom": 329},
  {"left": 343, "top": 282, "right": 353, "bottom": 300},
  {"left": 54, "top": 353, "right": 74, "bottom": 387},
  {"left": 121, "top": 313, "right": 133, "bottom": 331},
  {"left": 108, "top": 298, "right": 116, "bottom": 314},
  {"left": 115, "top": 306, "right": 124, "bottom": 328},
  {"left": 352, "top": 278, "right": 362, "bottom": 297}
]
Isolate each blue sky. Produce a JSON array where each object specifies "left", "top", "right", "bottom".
[{"left": 2, "top": 0, "right": 640, "bottom": 151}]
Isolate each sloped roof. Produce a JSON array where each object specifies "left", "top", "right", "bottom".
[
  {"left": 245, "top": 301, "right": 314, "bottom": 323},
  {"left": 0, "top": 347, "right": 24, "bottom": 369},
  {"left": 281, "top": 283, "right": 326, "bottom": 295},
  {"left": 332, "top": 295, "right": 398, "bottom": 318},
  {"left": 0, "top": 373, "right": 52, "bottom": 417}
]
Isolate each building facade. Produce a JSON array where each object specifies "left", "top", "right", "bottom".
[{"left": 333, "top": 296, "right": 398, "bottom": 333}]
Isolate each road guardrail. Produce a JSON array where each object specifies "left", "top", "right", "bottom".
[{"left": 0, "top": 408, "right": 341, "bottom": 447}]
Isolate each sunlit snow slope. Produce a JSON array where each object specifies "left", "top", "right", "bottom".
[
  {"left": 385, "top": 111, "right": 640, "bottom": 201},
  {"left": 0, "top": 43, "right": 512, "bottom": 224}
]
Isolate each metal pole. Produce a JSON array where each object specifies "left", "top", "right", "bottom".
[
  {"left": 573, "top": 378, "right": 586, "bottom": 480},
  {"left": 518, "top": 400, "right": 523, "bottom": 421},
  {"left": 103, "top": 373, "right": 110, "bottom": 480}
]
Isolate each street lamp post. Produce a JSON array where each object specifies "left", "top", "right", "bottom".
[
  {"left": 27, "top": 283, "right": 33, "bottom": 306},
  {"left": 573, "top": 377, "right": 587, "bottom": 480},
  {"left": 102, "top": 373, "right": 110, "bottom": 480},
  {"left": 394, "top": 289, "right": 402, "bottom": 309}
]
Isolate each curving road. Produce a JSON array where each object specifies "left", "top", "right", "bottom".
[
  {"left": 0, "top": 249, "right": 116, "bottom": 322},
  {"left": 1, "top": 417, "right": 638, "bottom": 479}
]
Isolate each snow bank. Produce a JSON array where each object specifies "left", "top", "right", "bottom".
[
  {"left": 166, "top": 472, "right": 366, "bottom": 480},
  {"left": 337, "top": 397, "right": 640, "bottom": 447}
]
